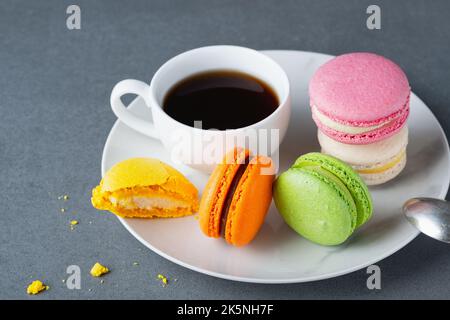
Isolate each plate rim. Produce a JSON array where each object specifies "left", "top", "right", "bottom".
[{"left": 101, "top": 50, "right": 450, "bottom": 284}]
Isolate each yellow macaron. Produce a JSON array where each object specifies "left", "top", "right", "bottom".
[{"left": 91, "top": 158, "right": 199, "bottom": 218}]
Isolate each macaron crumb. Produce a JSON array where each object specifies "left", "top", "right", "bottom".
[
  {"left": 58, "top": 194, "right": 70, "bottom": 201},
  {"left": 27, "top": 280, "right": 49, "bottom": 295},
  {"left": 132, "top": 262, "right": 139, "bottom": 266},
  {"left": 70, "top": 220, "right": 78, "bottom": 230},
  {"left": 157, "top": 274, "right": 168, "bottom": 286},
  {"left": 90, "top": 262, "right": 110, "bottom": 277},
  {"left": 60, "top": 208, "right": 66, "bottom": 213},
  {"left": 100, "top": 279, "right": 104, "bottom": 284}
]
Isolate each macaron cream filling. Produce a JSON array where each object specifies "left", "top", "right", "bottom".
[
  {"left": 353, "top": 149, "right": 406, "bottom": 174},
  {"left": 109, "top": 195, "right": 191, "bottom": 210},
  {"left": 219, "top": 160, "right": 250, "bottom": 237},
  {"left": 92, "top": 185, "right": 198, "bottom": 218},
  {"left": 312, "top": 105, "right": 392, "bottom": 134}
]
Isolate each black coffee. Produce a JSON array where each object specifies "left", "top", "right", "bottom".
[{"left": 163, "top": 70, "right": 279, "bottom": 130}]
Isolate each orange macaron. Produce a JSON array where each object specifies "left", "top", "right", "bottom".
[{"left": 199, "top": 148, "right": 275, "bottom": 246}]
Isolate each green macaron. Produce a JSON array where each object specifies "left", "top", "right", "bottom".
[{"left": 273, "top": 152, "right": 373, "bottom": 246}]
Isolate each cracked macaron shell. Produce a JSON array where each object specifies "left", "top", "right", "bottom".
[{"left": 91, "top": 158, "right": 199, "bottom": 218}]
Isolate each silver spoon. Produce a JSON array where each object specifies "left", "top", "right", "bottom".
[{"left": 403, "top": 197, "right": 450, "bottom": 243}]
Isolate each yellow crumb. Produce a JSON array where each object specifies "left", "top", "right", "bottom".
[
  {"left": 70, "top": 220, "right": 78, "bottom": 226},
  {"left": 90, "top": 262, "right": 109, "bottom": 277},
  {"left": 63, "top": 195, "right": 69, "bottom": 201},
  {"left": 27, "top": 280, "right": 48, "bottom": 295},
  {"left": 60, "top": 208, "right": 66, "bottom": 213},
  {"left": 157, "top": 274, "right": 168, "bottom": 286}
]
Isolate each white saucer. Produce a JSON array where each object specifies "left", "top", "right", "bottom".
[{"left": 102, "top": 50, "right": 450, "bottom": 283}]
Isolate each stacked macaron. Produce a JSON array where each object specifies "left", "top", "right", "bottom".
[{"left": 309, "top": 52, "right": 410, "bottom": 185}]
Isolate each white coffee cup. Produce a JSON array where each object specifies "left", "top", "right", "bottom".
[{"left": 110, "top": 45, "right": 291, "bottom": 172}]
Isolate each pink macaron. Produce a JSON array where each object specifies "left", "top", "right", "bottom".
[{"left": 309, "top": 52, "right": 410, "bottom": 144}]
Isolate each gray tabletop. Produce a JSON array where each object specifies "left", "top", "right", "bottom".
[{"left": 1, "top": 0, "right": 450, "bottom": 300}]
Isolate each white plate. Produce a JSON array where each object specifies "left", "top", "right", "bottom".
[{"left": 102, "top": 50, "right": 450, "bottom": 283}]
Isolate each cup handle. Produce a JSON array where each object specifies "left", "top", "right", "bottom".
[{"left": 110, "top": 79, "right": 159, "bottom": 139}]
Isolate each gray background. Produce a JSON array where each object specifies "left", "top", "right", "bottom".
[{"left": 1, "top": 0, "right": 449, "bottom": 299}]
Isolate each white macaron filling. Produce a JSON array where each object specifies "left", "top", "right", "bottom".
[
  {"left": 109, "top": 196, "right": 190, "bottom": 210},
  {"left": 312, "top": 105, "right": 393, "bottom": 134}
]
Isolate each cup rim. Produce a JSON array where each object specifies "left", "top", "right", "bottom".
[{"left": 148, "top": 45, "right": 290, "bottom": 133}]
